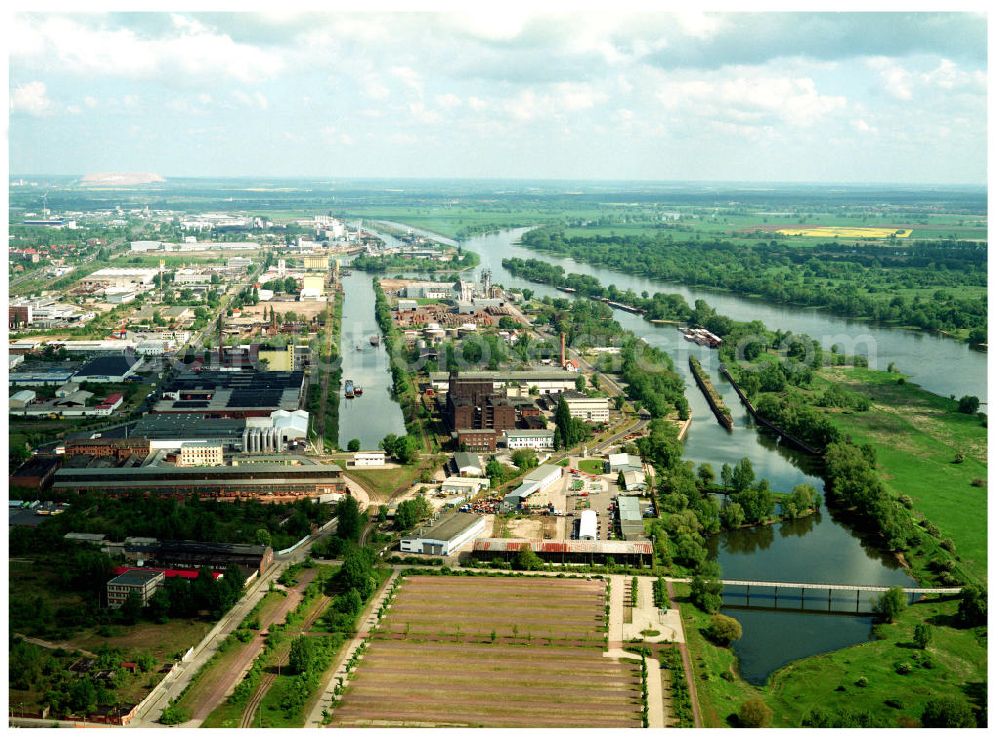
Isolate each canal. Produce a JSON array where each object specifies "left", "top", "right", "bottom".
[
  {"left": 408, "top": 226, "right": 962, "bottom": 683},
  {"left": 337, "top": 265, "right": 407, "bottom": 450}
]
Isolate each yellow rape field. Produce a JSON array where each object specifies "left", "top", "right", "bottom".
[{"left": 776, "top": 226, "right": 912, "bottom": 239}]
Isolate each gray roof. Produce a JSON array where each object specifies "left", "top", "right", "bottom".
[
  {"left": 131, "top": 414, "right": 247, "bottom": 438},
  {"left": 430, "top": 370, "right": 578, "bottom": 382},
  {"left": 525, "top": 464, "right": 562, "bottom": 483},
  {"left": 453, "top": 452, "right": 482, "bottom": 470},
  {"left": 108, "top": 570, "right": 162, "bottom": 587},
  {"left": 414, "top": 511, "right": 484, "bottom": 543}
]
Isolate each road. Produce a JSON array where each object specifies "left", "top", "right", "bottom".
[{"left": 130, "top": 515, "right": 340, "bottom": 727}]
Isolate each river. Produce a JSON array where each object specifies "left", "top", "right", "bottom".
[{"left": 395, "top": 226, "right": 979, "bottom": 684}]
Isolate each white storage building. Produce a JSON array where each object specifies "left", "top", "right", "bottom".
[
  {"left": 579, "top": 510, "right": 598, "bottom": 541},
  {"left": 400, "top": 511, "right": 487, "bottom": 556},
  {"left": 440, "top": 477, "right": 490, "bottom": 496},
  {"left": 353, "top": 451, "right": 386, "bottom": 467}
]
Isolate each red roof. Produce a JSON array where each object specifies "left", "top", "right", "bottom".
[
  {"left": 112, "top": 566, "right": 223, "bottom": 581},
  {"left": 97, "top": 393, "right": 124, "bottom": 408}
]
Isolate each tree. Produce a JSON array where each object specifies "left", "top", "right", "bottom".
[
  {"left": 689, "top": 563, "right": 723, "bottom": 613},
  {"left": 575, "top": 374, "right": 587, "bottom": 392},
  {"left": 921, "top": 698, "right": 976, "bottom": 728},
  {"left": 721, "top": 502, "right": 745, "bottom": 529},
  {"left": 511, "top": 449, "right": 538, "bottom": 471},
  {"left": 336, "top": 495, "right": 365, "bottom": 542},
  {"left": 913, "top": 623, "right": 932, "bottom": 650},
  {"left": 485, "top": 459, "right": 506, "bottom": 487},
  {"left": 380, "top": 434, "right": 399, "bottom": 458},
  {"left": 120, "top": 590, "right": 144, "bottom": 625},
  {"left": 873, "top": 586, "right": 907, "bottom": 623},
  {"left": 706, "top": 614, "right": 743, "bottom": 646},
  {"left": 738, "top": 699, "right": 773, "bottom": 728},
  {"left": 696, "top": 463, "right": 715, "bottom": 489},
  {"left": 289, "top": 636, "right": 313, "bottom": 675},
  {"left": 957, "top": 395, "right": 980, "bottom": 414},
  {"left": 720, "top": 463, "right": 734, "bottom": 490},
  {"left": 956, "top": 585, "right": 987, "bottom": 627},
  {"left": 513, "top": 543, "right": 544, "bottom": 571},
  {"left": 338, "top": 548, "right": 376, "bottom": 600},
  {"left": 783, "top": 484, "right": 821, "bottom": 518},
  {"left": 347, "top": 438, "right": 361, "bottom": 452},
  {"left": 731, "top": 457, "right": 755, "bottom": 492},
  {"left": 255, "top": 528, "right": 272, "bottom": 547},
  {"left": 69, "top": 678, "right": 98, "bottom": 714}
]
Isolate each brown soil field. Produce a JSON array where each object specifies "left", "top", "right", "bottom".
[{"left": 331, "top": 576, "right": 641, "bottom": 728}]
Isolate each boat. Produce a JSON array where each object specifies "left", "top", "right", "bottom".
[
  {"left": 356, "top": 344, "right": 362, "bottom": 351},
  {"left": 369, "top": 335, "right": 380, "bottom": 346},
  {"left": 344, "top": 379, "right": 355, "bottom": 399},
  {"left": 354, "top": 385, "right": 364, "bottom": 396}
]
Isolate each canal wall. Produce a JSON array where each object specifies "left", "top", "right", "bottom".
[
  {"left": 688, "top": 356, "right": 733, "bottom": 431},
  {"left": 719, "top": 365, "right": 822, "bottom": 456}
]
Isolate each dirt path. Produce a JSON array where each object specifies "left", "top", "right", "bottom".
[
  {"left": 238, "top": 579, "right": 332, "bottom": 728},
  {"left": 666, "top": 581, "right": 703, "bottom": 728},
  {"left": 645, "top": 656, "right": 665, "bottom": 728},
  {"left": 14, "top": 634, "right": 97, "bottom": 659},
  {"left": 186, "top": 583, "right": 307, "bottom": 724}
]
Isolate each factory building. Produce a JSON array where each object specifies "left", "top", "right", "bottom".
[
  {"left": 471, "top": 539, "right": 653, "bottom": 567},
  {"left": 178, "top": 443, "right": 224, "bottom": 467},
  {"left": 502, "top": 428, "right": 555, "bottom": 450},
  {"left": 153, "top": 371, "right": 304, "bottom": 417},
  {"left": 400, "top": 511, "right": 487, "bottom": 556}
]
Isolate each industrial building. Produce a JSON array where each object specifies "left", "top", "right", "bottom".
[
  {"left": 506, "top": 463, "right": 563, "bottom": 504},
  {"left": 440, "top": 477, "right": 490, "bottom": 497},
  {"left": 429, "top": 369, "right": 580, "bottom": 395},
  {"left": 178, "top": 443, "right": 224, "bottom": 467},
  {"left": 81, "top": 268, "right": 158, "bottom": 290},
  {"left": 450, "top": 452, "right": 484, "bottom": 477},
  {"left": 579, "top": 509, "right": 598, "bottom": 540},
  {"left": 551, "top": 391, "right": 611, "bottom": 423},
  {"left": 607, "top": 453, "right": 644, "bottom": 473},
  {"left": 470, "top": 538, "right": 653, "bottom": 567},
  {"left": 126, "top": 410, "right": 308, "bottom": 452},
  {"left": 619, "top": 470, "right": 647, "bottom": 493},
  {"left": 153, "top": 371, "right": 304, "bottom": 417},
  {"left": 73, "top": 354, "right": 144, "bottom": 383},
  {"left": 52, "top": 455, "right": 344, "bottom": 499},
  {"left": 400, "top": 511, "right": 487, "bottom": 556},
  {"left": 617, "top": 496, "right": 646, "bottom": 540},
  {"left": 122, "top": 538, "right": 274, "bottom": 577}
]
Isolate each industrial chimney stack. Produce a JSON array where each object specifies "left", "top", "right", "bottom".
[{"left": 560, "top": 333, "right": 566, "bottom": 369}]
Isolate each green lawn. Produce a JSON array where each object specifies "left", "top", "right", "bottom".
[
  {"left": 577, "top": 459, "right": 606, "bottom": 475},
  {"left": 816, "top": 367, "right": 987, "bottom": 585}
]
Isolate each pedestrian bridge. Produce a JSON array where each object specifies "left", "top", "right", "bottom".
[{"left": 717, "top": 579, "right": 963, "bottom": 614}]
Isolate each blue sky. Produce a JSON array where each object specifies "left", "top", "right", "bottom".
[{"left": 8, "top": 11, "right": 988, "bottom": 183}]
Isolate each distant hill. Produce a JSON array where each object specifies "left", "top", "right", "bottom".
[{"left": 80, "top": 172, "right": 165, "bottom": 186}]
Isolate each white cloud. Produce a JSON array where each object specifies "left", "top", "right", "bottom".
[
  {"left": 320, "top": 125, "right": 354, "bottom": 146},
  {"left": 233, "top": 91, "right": 269, "bottom": 110},
  {"left": 408, "top": 101, "right": 441, "bottom": 124},
  {"left": 361, "top": 73, "right": 389, "bottom": 101},
  {"left": 436, "top": 93, "right": 462, "bottom": 109},
  {"left": 12, "top": 14, "right": 285, "bottom": 83},
  {"left": 867, "top": 57, "right": 912, "bottom": 101},
  {"left": 83, "top": 96, "right": 97, "bottom": 108},
  {"left": 11, "top": 80, "right": 52, "bottom": 115},
  {"left": 656, "top": 74, "right": 846, "bottom": 127},
  {"left": 391, "top": 66, "right": 423, "bottom": 95},
  {"left": 66, "top": 104, "right": 81, "bottom": 114},
  {"left": 851, "top": 118, "right": 876, "bottom": 134}
]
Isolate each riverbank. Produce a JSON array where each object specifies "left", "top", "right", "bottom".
[
  {"left": 688, "top": 356, "right": 733, "bottom": 430},
  {"left": 673, "top": 582, "right": 984, "bottom": 727}
]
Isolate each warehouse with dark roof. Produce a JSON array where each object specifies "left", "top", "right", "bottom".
[{"left": 153, "top": 370, "right": 305, "bottom": 417}]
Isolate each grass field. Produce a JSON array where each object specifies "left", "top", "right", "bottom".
[
  {"left": 331, "top": 575, "right": 642, "bottom": 727},
  {"left": 814, "top": 367, "right": 987, "bottom": 585},
  {"left": 338, "top": 462, "right": 424, "bottom": 500}
]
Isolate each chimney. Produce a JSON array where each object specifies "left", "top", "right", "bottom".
[{"left": 560, "top": 333, "right": 566, "bottom": 369}]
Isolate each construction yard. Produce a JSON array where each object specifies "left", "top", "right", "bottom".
[{"left": 329, "top": 575, "right": 644, "bottom": 727}]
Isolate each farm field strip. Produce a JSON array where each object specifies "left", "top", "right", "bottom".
[{"left": 331, "top": 576, "right": 640, "bottom": 728}]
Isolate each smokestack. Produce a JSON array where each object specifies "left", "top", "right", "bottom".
[{"left": 560, "top": 333, "right": 566, "bottom": 369}]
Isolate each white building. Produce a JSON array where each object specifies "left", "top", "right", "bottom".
[
  {"left": 353, "top": 451, "right": 386, "bottom": 467},
  {"left": 560, "top": 391, "right": 610, "bottom": 423},
  {"left": 619, "top": 470, "right": 647, "bottom": 492},
  {"left": 607, "top": 453, "right": 644, "bottom": 473},
  {"left": 178, "top": 443, "right": 224, "bottom": 467},
  {"left": 440, "top": 477, "right": 490, "bottom": 497},
  {"left": 400, "top": 511, "right": 487, "bottom": 556},
  {"left": 503, "top": 429, "right": 555, "bottom": 450},
  {"left": 579, "top": 509, "right": 598, "bottom": 541},
  {"left": 9, "top": 390, "right": 36, "bottom": 409},
  {"left": 506, "top": 463, "right": 563, "bottom": 504},
  {"left": 81, "top": 268, "right": 158, "bottom": 290}
]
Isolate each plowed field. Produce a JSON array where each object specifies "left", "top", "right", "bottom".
[{"left": 331, "top": 576, "right": 641, "bottom": 727}]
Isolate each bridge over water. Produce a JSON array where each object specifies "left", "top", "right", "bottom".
[{"left": 716, "top": 579, "right": 963, "bottom": 614}]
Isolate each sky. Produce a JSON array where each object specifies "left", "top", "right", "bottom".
[{"left": 6, "top": 9, "right": 989, "bottom": 183}]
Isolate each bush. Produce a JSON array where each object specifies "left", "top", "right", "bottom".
[
  {"left": 705, "top": 614, "right": 743, "bottom": 647},
  {"left": 894, "top": 662, "right": 912, "bottom": 675},
  {"left": 738, "top": 699, "right": 773, "bottom": 728},
  {"left": 873, "top": 587, "right": 907, "bottom": 624},
  {"left": 855, "top": 676, "right": 869, "bottom": 688},
  {"left": 913, "top": 623, "right": 932, "bottom": 650},
  {"left": 921, "top": 698, "right": 976, "bottom": 728},
  {"left": 956, "top": 585, "right": 987, "bottom": 627}
]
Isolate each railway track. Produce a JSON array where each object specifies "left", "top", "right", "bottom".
[{"left": 238, "top": 592, "right": 333, "bottom": 727}]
